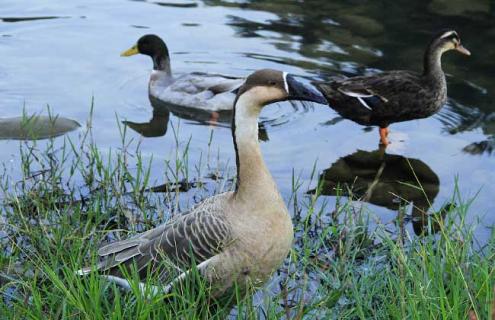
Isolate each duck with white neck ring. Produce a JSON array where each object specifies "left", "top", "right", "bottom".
[
  {"left": 77, "top": 69, "right": 327, "bottom": 305},
  {"left": 121, "top": 34, "right": 245, "bottom": 117}
]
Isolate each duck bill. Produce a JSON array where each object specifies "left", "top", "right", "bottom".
[
  {"left": 455, "top": 44, "right": 471, "bottom": 56},
  {"left": 121, "top": 45, "right": 139, "bottom": 57},
  {"left": 286, "top": 74, "right": 328, "bottom": 104}
]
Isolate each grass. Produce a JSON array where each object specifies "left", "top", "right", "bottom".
[{"left": 0, "top": 112, "right": 494, "bottom": 319}]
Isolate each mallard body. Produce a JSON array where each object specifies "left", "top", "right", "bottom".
[
  {"left": 149, "top": 70, "right": 244, "bottom": 112},
  {"left": 122, "top": 35, "right": 245, "bottom": 113},
  {"left": 315, "top": 29, "right": 470, "bottom": 145}
]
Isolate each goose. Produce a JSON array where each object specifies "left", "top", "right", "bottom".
[
  {"left": 314, "top": 29, "right": 470, "bottom": 146},
  {"left": 121, "top": 34, "right": 245, "bottom": 118},
  {"left": 77, "top": 69, "right": 327, "bottom": 304}
]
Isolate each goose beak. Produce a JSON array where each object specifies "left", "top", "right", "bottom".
[
  {"left": 121, "top": 45, "right": 139, "bottom": 57},
  {"left": 286, "top": 74, "right": 327, "bottom": 104},
  {"left": 455, "top": 44, "right": 471, "bottom": 56}
]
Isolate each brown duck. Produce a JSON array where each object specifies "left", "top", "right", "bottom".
[{"left": 314, "top": 29, "right": 470, "bottom": 146}]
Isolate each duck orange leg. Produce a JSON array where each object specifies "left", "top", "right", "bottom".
[
  {"left": 209, "top": 111, "right": 220, "bottom": 124},
  {"left": 379, "top": 127, "right": 389, "bottom": 146}
]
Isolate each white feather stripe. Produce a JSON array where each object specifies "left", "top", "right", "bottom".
[
  {"left": 356, "top": 97, "right": 372, "bottom": 110},
  {"left": 282, "top": 72, "right": 289, "bottom": 93},
  {"left": 440, "top": 30, "right": 456, "bottom": 39}
]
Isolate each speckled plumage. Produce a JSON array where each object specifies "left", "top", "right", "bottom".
[
  {"left": 315, "top": 30, "right": 470, "bottom": 140},
  {"left": 316, "top": 70, "right": 446, "bottom": 128}
]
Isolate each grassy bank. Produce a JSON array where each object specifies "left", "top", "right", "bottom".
[{"left": 0, "top": 119, "right": 493, "bottom": 319}]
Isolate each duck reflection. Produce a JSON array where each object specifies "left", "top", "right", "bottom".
[
  {"left": 123, "top": 96, "right": 269, "bottom": 141},
  {"left": 123, "top": 108, "right": 170, "bottom": 138},
  {"left": 311, "top": 148, "right": 450, "bottom": 235}
]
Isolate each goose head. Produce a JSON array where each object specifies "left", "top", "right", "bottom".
[
  {"left": 121, "top": 34, "right": 171, "bottom": 73},
  {"left": 235, "top": 69, "right": 327, "bottom": 108},
  {"left": 429, "top": 29, "right": 470, "bottom": 56}
]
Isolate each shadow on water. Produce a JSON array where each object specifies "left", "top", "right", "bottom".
[
  {"left": 153, "top": 2, "right": 198, "bottom": 8},
  {"left": 123, "top": 100, "right": 171, "bottom": 138},
  {"left": 205, "top": 0, "right": 495, "bottom": 155},
  {"left": 0, "top": 115, "right": 80, "bottom": 140},
  {"left": 123, "top": 96, "right": 271, "bottom": 141},
  {"left": 0, "top": 16, "right": 69, "bottom": 23},
  {"left": 308, "top": 147, "right": 452, "bottom": 235}
]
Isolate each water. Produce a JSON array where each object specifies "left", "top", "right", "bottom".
[{"left": 0, "top": 0, "right": 494, "bottom": 243}]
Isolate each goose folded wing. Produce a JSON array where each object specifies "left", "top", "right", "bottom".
[{"left": 90, "top": 209, "right": 232, "bottom": 278}]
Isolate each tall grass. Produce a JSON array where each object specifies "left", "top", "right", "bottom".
[{"left": 0, "top": 114, "right": 493, "bottom": 319}]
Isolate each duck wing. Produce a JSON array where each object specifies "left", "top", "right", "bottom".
[
  {"left": 78, "top": 194, "right": 233, "bottom": 281},
  {"left": 315, "top": 71, "right": 427, "bottom": 125},
  {"left": 337, "top": 71, "right": 423, "bottom": 109},
  {"left": 170, "top": 72, "right": 245, "bottom": 95}
]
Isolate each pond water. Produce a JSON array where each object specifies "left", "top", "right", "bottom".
[{"left": 0, "top": 0, "right": 494, "bottom": 242}]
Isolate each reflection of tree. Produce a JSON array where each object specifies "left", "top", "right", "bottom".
[
  {"left": 205, "top": 0, "right": 495, "bottom": 155},
  {"left": 309, "top": 148, "right": 450, "bottom": 235}
]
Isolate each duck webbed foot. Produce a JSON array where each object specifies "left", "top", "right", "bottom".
[{"left": 209, "top": 111, "right": 220, "bottom": 124}]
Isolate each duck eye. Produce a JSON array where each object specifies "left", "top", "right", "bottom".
[{"left": 268, "top": 81, "right": 277, "bottom": 86}]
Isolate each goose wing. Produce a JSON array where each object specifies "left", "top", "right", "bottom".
[{"left": 78, "top": 194, "right": 233, "bottom": 280}]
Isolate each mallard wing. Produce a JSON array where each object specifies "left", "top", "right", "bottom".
[
  {"left": 152, "top": 72, "right": 245, "bottom": 111},
  {"left": 78, "top": 194, "right": 233, "bottom": 280}
]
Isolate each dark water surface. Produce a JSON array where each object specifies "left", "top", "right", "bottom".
[{"left": 0, "top": 0, "right": 494, "bottom": 241}]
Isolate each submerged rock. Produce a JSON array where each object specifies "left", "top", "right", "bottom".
[{"left": 0, "top": 115, "right": 80, "bottom": 140}]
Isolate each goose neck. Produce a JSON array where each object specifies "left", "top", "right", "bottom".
[{"left": 232, "top": 94, "right": 278, "bottom": 200}]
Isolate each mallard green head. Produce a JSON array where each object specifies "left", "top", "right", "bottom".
[
  {"left": 121, "top": 34, "right": 171, "bottom": 73},
  {"left": 430, "top": 29, "right": 470, "bottom": 56}
]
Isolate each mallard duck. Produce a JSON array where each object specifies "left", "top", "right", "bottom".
[
  {"left": 314, "top": 29, "right": 470, "bottom": 145},
  {"left": 77, "top": 69, "right": 327, "bottom": 304},
  {"left": 121, "top": 34, "right": 245, "bottom": 116}
]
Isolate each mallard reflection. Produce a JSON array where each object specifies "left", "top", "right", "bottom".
[
  {"left": 123, "top": 100, "right": 170, "bottom": 138},
  {"left": 311, "top": 148, "right": 451, "bottom": 235},
  {"left": 124, "top": 96, "right": 269, "bottom": 141}
]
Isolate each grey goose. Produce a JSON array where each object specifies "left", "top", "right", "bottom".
[{"left": 77, "top": 69, "right": 327, "bottom": 303}]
